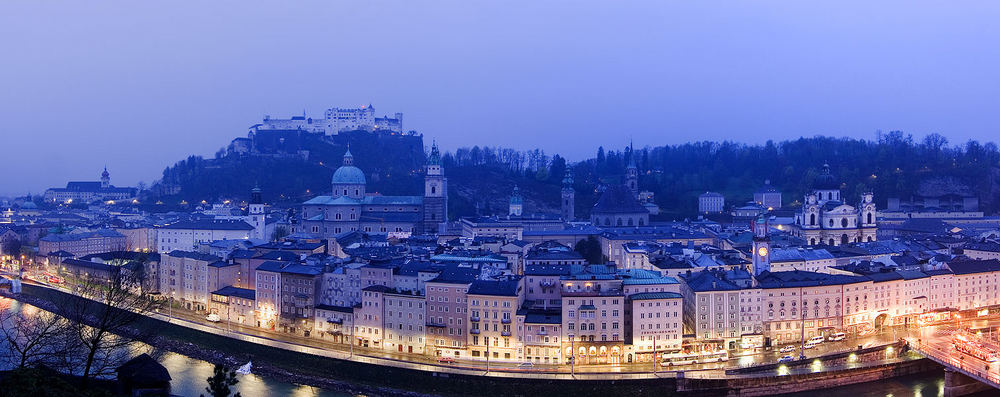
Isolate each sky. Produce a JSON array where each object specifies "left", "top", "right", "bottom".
[{"left": 1, "top": 1, "right": 999, "bottom": 196}]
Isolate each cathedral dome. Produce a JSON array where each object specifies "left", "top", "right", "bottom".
[
  {"left": 332, "top": 148, "right": 366, "bottom": 185},
  {"left": 332, "top": 165, "right": 366, "bottom": 185},
  {"left": 813, "top": 163, "right": 840, "bottom": 190}
]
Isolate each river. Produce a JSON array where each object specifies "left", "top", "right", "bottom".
[{"left": 0, "top": 298, "right": 349, "bottom": 397}]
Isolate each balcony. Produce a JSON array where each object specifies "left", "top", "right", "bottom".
[
  {"left": 470, "top": 328, "right": 480, "bottom": 334},
  {"left": 426, "top": 321, "right": 447, "bottom": 328},
  {"left": 501, "top": 331, "right": 511, "bottom": 337},
  {"left": 501, "top": 318, "right": 511, "bottom": 324},
  {"left": 471, "top": 316, "right": 480, "bottom": 322},
  {"left": 537, "top": 329, "right": 548, "bottom": 335}
]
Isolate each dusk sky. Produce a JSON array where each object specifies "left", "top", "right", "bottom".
[{"left": 2, "top": 1, "right": 999, "bottom": 196}]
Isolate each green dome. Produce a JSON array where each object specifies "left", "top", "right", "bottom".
[{"left": 332, "top": 165, "right": 366, "bottom": 185}]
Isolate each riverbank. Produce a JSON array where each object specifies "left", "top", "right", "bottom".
[
  {"left": 5, "top": 283, "right": 960, "bottom": 397},
  {"left": 4, "top": 285, "right": 432, "bottom": 397}
]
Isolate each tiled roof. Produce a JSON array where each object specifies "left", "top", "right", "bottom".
[
  {"left": 211, "top": 286, "right": 255, "bottom": 300},
  {"left": 160, "top": 220, "right": 253, "bottom": 231},
  {"left": 629, "top": 292, "right": 682, "bottom": 300},
  {"left": 948, "top": 259, "right": 1000, "bottom": 275},
  {"left": 468, "top": 277, "right": 522, "bottom": 296},
  {"left": 591, "top": 185, "right": 647, "bottom": 214},
  {"left": 167, "top": 250, "right": 222, "bottom": 262}
]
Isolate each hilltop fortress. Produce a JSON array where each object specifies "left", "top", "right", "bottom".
[{"left": 250, "top": 104, "right": 405, "bottom": 135}]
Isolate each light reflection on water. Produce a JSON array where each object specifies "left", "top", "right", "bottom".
[
  {"left": 778, "top": 373, "right": 998, "bottom": 397},
  {"left": 1, "top": 298, "right": 347, "bottom": 397}
]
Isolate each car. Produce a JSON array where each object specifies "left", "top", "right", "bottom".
[
  {"left": 807, "top": 336, "right": 825, "bottom": 345},
  {"left": 803, "top": 342, "right": 819, "bottom": 349},
  {"left": 437, "top": 356, "right": 456, "bottom": 364},
  {"left": 779, "top": 345, "right": 796, "bottom": 353},
  {"left": 663, "top": 358, "right": 696, "bottom": 366},
  {"left": 828, "top": 332, "right": 847, "bottom": 341},
  {"left": 778, "top": 355, "right": 795, "bottom": 363},
  {"left": 517, "top": 362, "right": 534, "bottom": 368},
  {"left": 206, "top": 313, "right": 221, "bottom": 322}
]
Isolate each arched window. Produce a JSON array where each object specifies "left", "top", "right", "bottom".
[
  {"left": 867, "top": 212, "right": 873, "bottom": 224},
  {"left": 810, "top": 238, "right": 816, "bottom": 245},
  {"left": 604, "top": 218, "right": 610, "bottom": 226},
  {"left": 867, "top": 236, "right": 873, "bottom": 242},
  {"left": 810, "top": 213, "right": 816, "bottom": 225},
  {"left": 829, "top": 238, "right": 835, "bottom": 245},
  {"left": 841, "top": 218, "right": 848, "bottom": 228},
  {"left": 829, "top": 219, "right": 834, "bottom": 227},
  {"left": 616, "top": 218, "right": 623, "bottom": 226},
  {"left": 431, "top": 186, "right": 436, "bottom": 194},
  {"left": 627, "top": 218, "right": 634, "bottom": 226},
  {"left": 841, "top": 234, "right": 849, "bottom": 245}
]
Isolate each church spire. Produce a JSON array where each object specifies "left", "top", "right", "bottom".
[
  {"left": 343, "top": 144, "right": 354, "bottom": 166},
  {"left": 427, "top": 140, "right": 442, "bottom": 166}
]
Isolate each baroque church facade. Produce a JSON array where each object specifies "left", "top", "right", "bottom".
[
  {"left": 299, "top": 143, "right": 447, "bottom": 238},
  {"left": 792, "top": 164, "right": 877, "bottom": 246}
]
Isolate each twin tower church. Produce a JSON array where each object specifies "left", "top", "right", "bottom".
[{"left": 299, "top": 143, "right": 447, "bottom": 237}]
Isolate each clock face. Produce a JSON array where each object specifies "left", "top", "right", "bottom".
[{"left": 757, "top": 247, "right": 769, "bottom": 257}]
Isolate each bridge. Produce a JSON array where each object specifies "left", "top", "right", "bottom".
[{"left": 911, "top": 327, "right": 1000, "bottom": 397}]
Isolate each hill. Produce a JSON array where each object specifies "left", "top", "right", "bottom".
[{"left": 149, "top": 130, "right": 1000, "bottom": 219}]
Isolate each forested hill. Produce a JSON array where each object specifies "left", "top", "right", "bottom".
[
  {"left": 149, "top": 130, "right": 1000, "bottom": 219},
  {"left": 576, "top": 132, "right": 1000, "bottom": 217},
  {"left": 437, "top": 132, "right": 1000, "bottom": 218},
  {"left": 151, "top": 130, "right": 427, "bottom": 206}
]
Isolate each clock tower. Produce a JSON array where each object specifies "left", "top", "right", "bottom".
[{"left": 751, "top": 216, "right": 771, "bottom": 280}]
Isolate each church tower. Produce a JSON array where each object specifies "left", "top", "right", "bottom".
[
  {"left": 561, "top": 168, "right": 575, "bottom": 221},
  {"left": 423, "top": 141, "right": 448, "bottom": 234},
  {"left": 751, "top": 216, "right": 771, "bottom": 281},
  {"left": 626, "top": 142, "right": 638, "bottom": 198},
  {"left": 249, "top": 185, "right": 267, "bottom": 240},
  {"left": 509, "top": 185, "right": 523, "bottom": 217},
  {"left": 100, "top": 167, "right": 110, "bottom": 189}
]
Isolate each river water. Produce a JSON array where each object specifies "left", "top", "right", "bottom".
[{"left": 0, "top": 298, "right": 347, "bottom": 397}]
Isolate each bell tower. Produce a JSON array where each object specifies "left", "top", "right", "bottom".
[
  {"left": 626, "top": 142, "right": 638, "bottom": 198},
  {"left": 561, "top": 168, "right": 575, "bottom": 221},
  {"left": 751, "top": 216, "right": 771, "bottom": 281},
  {"left": 100, "top": 167, "right": 110, "bottom": 189},
  {"left": 249, "top": 185, "right": 266, "bottom": 240},
  {"left": 423, "top": 141, "right": 447, "bottom": 234}
]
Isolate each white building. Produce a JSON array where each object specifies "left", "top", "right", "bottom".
[
  {"left": 791, "top": 164, "right": 877, "bottom": 246},
  {"left": 156, "top": 220, "right": 254, "bottom": 253},
  {"left": 252, "top": 104, "right": 403, "bottom": 135},
  {"left": 698, "top": 192, "right": 725, "bottom": 214}
]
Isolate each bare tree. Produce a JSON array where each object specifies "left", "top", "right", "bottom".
[
  {"left": 0, "top": 306, "right": 74, "bottom": 370},
  {"left": 59, "top": 251, "right": 161, "bottom": 384}
]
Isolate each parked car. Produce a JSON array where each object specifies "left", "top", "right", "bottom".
[
  {"left": 779, "top": 345, "right": 797, "bottom": 353},
  {"left": 804, "top": 336, "right": 824, "bottom": 349},
  {"left": 778, "top": 355, "right": 795, "bottom": 363},
  {"left": 437, "top": 356, "right": 456, "bottom": 364},
  {"left": 517, "top": 362, "right": 534, "bottom": 368},
  {"left": 828, "top": 332, "right": 847, "bottom": 341},
  {"left": 206, "top": 313, "right": 221, "bottom": 322}
]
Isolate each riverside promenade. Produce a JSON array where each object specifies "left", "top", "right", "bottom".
[{"left": 11, "top": 280, "right": 946, "bottom": 396}]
